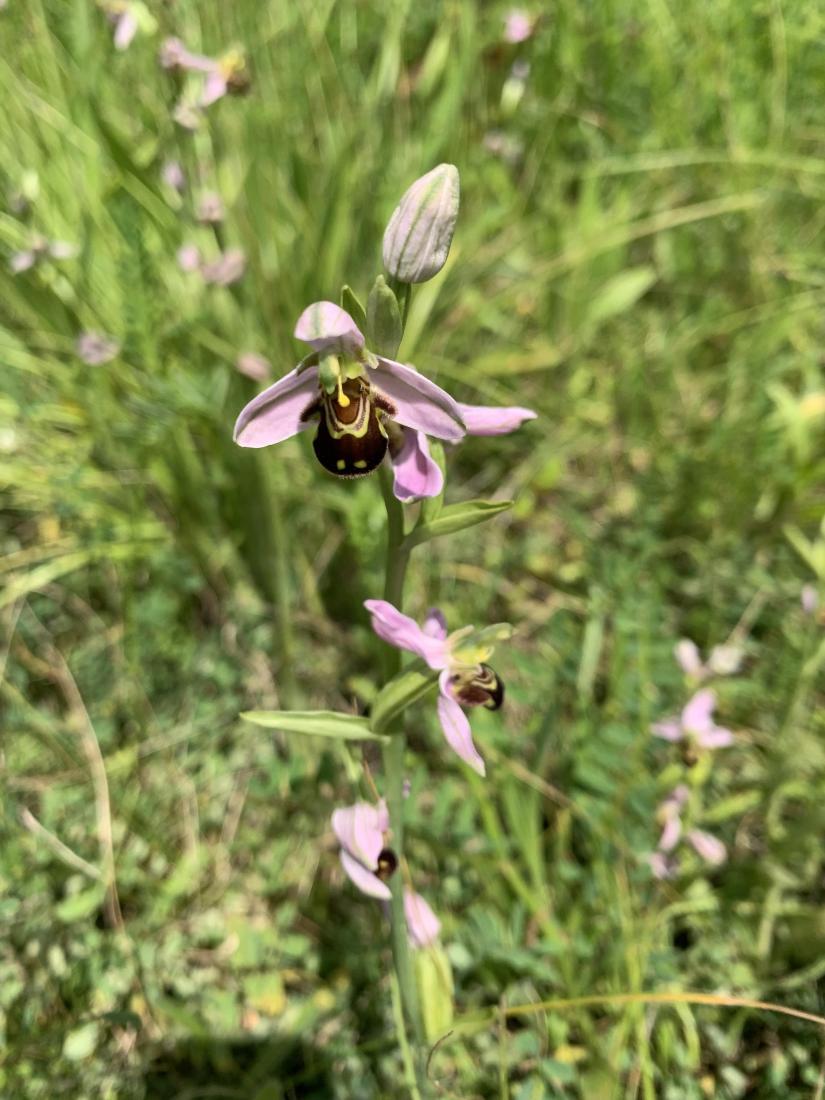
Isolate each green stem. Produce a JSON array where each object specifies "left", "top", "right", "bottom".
[{"left": 378, "top": 464, "right": 426, "bottom": 1075}]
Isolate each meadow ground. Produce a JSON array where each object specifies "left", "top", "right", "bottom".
[{"left": 2, "top": 1, "right": 825, "bottom": 1097}]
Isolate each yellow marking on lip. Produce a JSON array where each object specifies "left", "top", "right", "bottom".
[
  {"left": 354, "top": 459, "right": 368, "bottom": 469},
  {"left": 336, "top": 459, "right": 347, "bottom": 470},
  {"left": 336, "top": 377, "right": 350, "bottom": 408}
]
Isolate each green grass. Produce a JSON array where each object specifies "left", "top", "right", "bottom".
[{"left": 2, "top": 0, "right": 825, "bottom": 1097}]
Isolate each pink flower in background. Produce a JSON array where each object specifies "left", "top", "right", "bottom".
[
  {"left": 196, "top": 192, "right": 224, "bottom": 223},
  {"left": 801, "top": 584, "right": 820, "bottom": 616},
  {"left": 652, "top": 689, "right": 734, "bottom": 749},
  {"left": 364, "top": 600, "right": 510, "bottom": 776},
  {"left": 687, "top": 829, "right": 726, "bottom": 866},
  {"left": 503, "top": 9, "right": 535, "bottom": 43},
  {"left": 161, "top": 160, "right": 186, "bottom": 193},
  {"left": 201, "top": 248, "right": 245, "bottom": 286},
  {"left": 675, "top": 639, "right": 743, "bottom": 680},
  {"left": 331, "top": 800, "right": 395, "bottom": 900},
  {"left": 177, "top": 244, "right": 245, "bottom": 285},
  {"left": 10, "top": 236, "right": 76, "bottom": 274},
  {"left": 389, "top": 403, "right": 536, "bottom": 502},
  {"left": 233, "top": 302, "right": 465, "bottom": 480},
  {"left": 76, "top": 332, "right": 120, "bottom": 365},
  {"left": 404, "top": 890, "right": 440, "bottom": 948},
  {"left": 236, "top": 353, "right": 271, "bottom": 382}
]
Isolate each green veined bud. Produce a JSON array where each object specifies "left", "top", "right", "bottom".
[{"left": 382, "top": 164, "right": 460, "bottom": 285}]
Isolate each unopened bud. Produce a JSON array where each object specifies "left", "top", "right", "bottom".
[{"left": 382, "top": 164, "right": 459, "bottom": 285}]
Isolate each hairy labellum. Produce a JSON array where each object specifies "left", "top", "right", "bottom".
[
  {"left": 453, "top": 664, "right": 505, "bottom": 711},
  {"left": 301, "top": 376, "right": 395, "bottom": 478},
  {"left": 376, "top": 847, "right": 398, "bottom": 881}
]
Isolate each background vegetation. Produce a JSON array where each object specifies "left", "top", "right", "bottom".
[{"left": 2, "top": 0, "right": 824, "bottom": 1096}]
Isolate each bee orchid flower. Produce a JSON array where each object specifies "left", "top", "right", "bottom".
[
  {"left": 234, "top": 301, "right": 465, "bottom": 478},
  {"left": 364, "top": 600, "right": 510, "bottom": 777},
  {"left": 331, "top": 799, "right": 397, "bottom": 900}
]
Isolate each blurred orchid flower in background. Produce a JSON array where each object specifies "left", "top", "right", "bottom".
[
  {"left": 235, "top": 353, "right": 271, "bottom": 382},
  {"left": 503, "top": 9, "right": 535, "bottom": 44},
  {"left": 652, "top": 688, "right": 734, "bottom": 749},
  {"left": 76, "top": 332, "right": 120, "bottom": 365},
  {"left": 331, "top": 800, "right": 395, "bottom": 900},
  {"left": 233, "top": 302, "right": 465, "bottom": 479},
  {"left": 675, "top": 638, "right": 743, "bottom": 680},
  {"left": 801, "top": 583, "right": 820, "bottom": 616},
  {"left": 161, "top": 160, "right": 186, "bottom": 193},
  {"left": 177, "top": 244, "right": 245, "bottom": 285},
  {"left": 651, "top": 787, "right": 727, "bottom": 877},
  {"left": 196, "top": 192, "right": 224, "bottom": 223},
  {"left": 160, "top": 37, "right": 249, "bottom": 111},
  {"left": 404, "top": 890, "right": 440, "bottom": 948},
  {"left": 364, "top": 600, "right": 510, "bottom": 776},
  {"left": 10, "top": 235, "right": 76, "bottom": 274},
  {"left": 100, "top": 1, "right": 156, "bottom": 51}
]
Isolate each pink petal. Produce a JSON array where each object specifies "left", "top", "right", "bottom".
[
  {"left": 674, "top": 639, "right": 704, "bottom": 677},
  {"left": 294, "top": 301, "right": 365, "bottom": 356},
  {"left": 390, "top": 430, "right": 443, "bottom": 501},
  {"left": 201, "top": 70, "right": 228, "bottom": 106},
  {"left": 659, "top": 815, "right": 681, "bottom": 853},
  {"left": 422, "top": 609, "right": 448, "bottom": 640},
  {"left": 114, "top": 9, "right": 138, "bottom": 50},
  {"left": 688, "top": 829, "right": 726, "bottom": 866},
  {"left": 503, "top": 10, "right": 534, "bottom": 43},
  {"left": 201, "top": 248, "right": 246, "bottom": 286},
  {"left": 364, "top": 600, "right": 450, "bottom": 669},
  {"left": 331, "top": 802, "right": 385, "bottom": 869},
  {"left": 404, "top": 890, "right": 440, "bottom": 948},
  {"left": 801, "top": 584, "right": 819, "bottom": 615},
  {"left": 648, "top": 852, "right": 675, "bottom": 880},
  {"left": 696, "top": 725, "right": 734, "bottom": 749},
  {"left": 233, "top": 365, "right": 319, "bottom": 448},
  {"left": 681, "top": 689, "right": 716, "bottom": 734},
  {"left": 437, "top": 672, "right": 486, "bottom": 776},
  {"left": 177, "top": 243, "right": 202, "bottom": 273},
  {"left": 651, "top": 718, "right": 682, "bottom": 741},
  {"left": 10, "top": 250, "right": 36, "bottom": 273},
  {"left": 339, "top": 849, "right": 391, "bottom": 900},
  {"left": 373, "top": 357, "right": 465, "bottom": 443},
  {"left": 457, "top": 403, "right": 537, "bottom": 436}
]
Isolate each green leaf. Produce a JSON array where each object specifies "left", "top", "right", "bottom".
[
  {"left": 340, "top": 285, "right": 367, "bottom": 333},
  {"left": 366, "top": 275, "right": 402, "bottom": 358},
  {"left": 55, "top": 884, "right": 106, "bottom": 923},
  {"left": 62, "top": 1022, "right": 99, "bottom": 1061},
  {"left": 403, "top": 499, "right": 513, "bottom": 549},
  {"left": 584, "top": 266, "right": 657, "bottom": 329},
  {"left": 240, "top": 709, "right": 389, "bottom": 742},
  {"left": 371, "top": 667, "right": 439, "bottom": 733},
  {"left": 415, "top": 945, "right": 454, "bottom": 1044}
]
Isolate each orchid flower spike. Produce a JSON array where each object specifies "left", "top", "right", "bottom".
[
  {"left": 364, "top": 600, "right": 511, "bottom": 776},
  {"left": 233, "top": 301, "right": 465, "bottom": 479},
  {"left": 331, "top": 800, "right": 397, "bottom": 900},
  {"left": 652, "top": 688, "right": 734, "bottom": 751},
  {"left": 404, "top": 890, "right": 440, "bottom": 949},
  {"left": 388, "top": 400, "right": 537, "bottom": 502}
]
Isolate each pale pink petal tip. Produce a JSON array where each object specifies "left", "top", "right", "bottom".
[
  {"left": 233, "top": 366, "right": 318, "bottom": 448},
  {"left": 373, "top": 357, "right": 465, "bottom": 443},
  {"left": 674, "top": 639, "right": 703, "bottom": 677},
  {"left": 457, "top": 403, "right": 537, "bottom": 436},
  {"left": 404, "top": 890, "right": 441, "bottom": 948}
]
